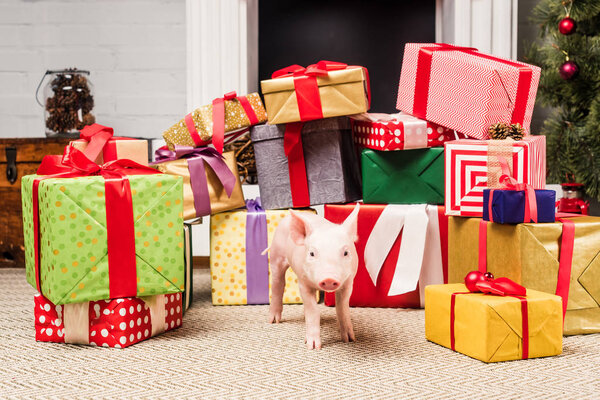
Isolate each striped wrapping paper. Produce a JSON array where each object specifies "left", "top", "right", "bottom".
[
  {"left": 444, "top": 136, "right": 546, "bottom": 217},
  {"left": 396, "top": 43, "right": 540, "bottom": 140}
]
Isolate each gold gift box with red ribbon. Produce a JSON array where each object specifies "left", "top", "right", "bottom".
[
  {"left": 448, "top": 216, "right": 600, "bottom": 335},
  {"left": 261, "top": 61, "right": 371, "bottom": 125},
  {"left": 162, "top": 92, "right": 267, "bottom": 152}
]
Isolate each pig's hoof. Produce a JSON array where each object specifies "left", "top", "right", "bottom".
[
  {"left": 305, "top": 334, "right": 322, "bottom": 350},
  {"left": 340, "top": 326, "right": 356, "bottom": 343},
  {"left": 268, "top": 309, "right": 282, "bottom": 323}
]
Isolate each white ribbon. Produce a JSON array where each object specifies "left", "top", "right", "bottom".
[
  {"left": 363, "top": 205, "right": 444, "bottom": 303},
  {"left": 62, "top": 295, "right": 166, "bottom": 344}
]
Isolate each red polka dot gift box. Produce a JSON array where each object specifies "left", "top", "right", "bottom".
[
  {"left": 351, "top": 112, "right": 461, "bottom": 151},
  {"left": 34, "top": 293, "right": 182, "bottom": 348}
]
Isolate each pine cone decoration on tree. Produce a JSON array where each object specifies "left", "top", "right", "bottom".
[
  {"left": 45, "top": 69, "right": 95, "bottom": 135},
  {"left": 488, "top": 122, "right": 510, "bottom": 140}
]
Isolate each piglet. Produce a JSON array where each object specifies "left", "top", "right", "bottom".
[{"left": 267, "top": 204, "right": 360, "bottom": 349}]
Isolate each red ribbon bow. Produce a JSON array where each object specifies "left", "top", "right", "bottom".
[
  {"left": 33, "top": 145, "right": 161, "bottom": 300},
  {"left": 184, "top": 91, "right": 259, "bottom": 154},
  {"left": 451, "top": 272, "right": 529, "bottom": 359},
  {"left": 77, "top": 123, "right": 136, "bottom": 163}
]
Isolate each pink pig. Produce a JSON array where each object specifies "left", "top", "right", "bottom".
[{"left": 267, "top": 204, "right": 360, "bottom": 349}]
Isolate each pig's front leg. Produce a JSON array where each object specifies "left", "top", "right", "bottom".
[
  {"left": 335, "top": 283, "right": 355, "bottom": 343},
  {"left": 299, "top": 282, "right": 321, "bottom": 349},
  {"left": 268, "top": 253, "right": 288, "bottom": 324}
]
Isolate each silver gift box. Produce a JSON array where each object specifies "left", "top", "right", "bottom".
[{"left": 250, "top": 117, "right": 362, "bottom": 209}]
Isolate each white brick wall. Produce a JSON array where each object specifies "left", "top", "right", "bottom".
[{"left": 0, "top": 0, "right": 186, "bottom": 139}]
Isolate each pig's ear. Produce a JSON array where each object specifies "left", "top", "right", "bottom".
[
  {"left": 289, "top": 210, "right": 312, "bottom": 246},
  {"left": 341, "top": 203, "right": 360, "bottom": 242}
]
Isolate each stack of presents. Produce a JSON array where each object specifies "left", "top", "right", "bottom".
[{"left": 22, "top": 43, "right": 600, "bottom": 360}]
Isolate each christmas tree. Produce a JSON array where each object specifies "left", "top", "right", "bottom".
[{"left": 527, "top": 0, "right": 600, "bottom": 199}]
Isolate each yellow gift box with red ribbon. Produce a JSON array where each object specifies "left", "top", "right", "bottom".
[
  {"left": 425, "top": 283, "right": 562, "bottom": 363},
  {"left": 261, "top": 61, "right": 371, "bottom": 125}
]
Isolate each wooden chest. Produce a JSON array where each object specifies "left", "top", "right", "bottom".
[{"left": 0, "top": 138, "right": 72, "bottom": 268}]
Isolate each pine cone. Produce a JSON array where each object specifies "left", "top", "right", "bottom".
[
  {"left": 488, "top": 122, "right": 510, "bottom": 140},
  {"left": 508, "top": 123, "right": 524, "bottom": 140},
  {"left": 223, "top": 133, "right": 257, "bottom": 184},
  {"left": 45, "top": 69, "right": 95, "bottom": 134}
]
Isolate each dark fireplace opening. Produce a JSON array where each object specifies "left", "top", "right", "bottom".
[{"left": 259, "top": 0, "right": 436, "bottom": 113}]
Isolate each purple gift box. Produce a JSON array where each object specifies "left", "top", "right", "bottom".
[{"left": 483, "top": 188, "right": 556, "bottom": 224}]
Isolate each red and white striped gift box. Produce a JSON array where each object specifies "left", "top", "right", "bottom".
[
  {"left": 445, "top": 136, "right": 546, "bottom": 217},
  {"left": 351, "top": 112, "right": 459, "bottom": 151},
  {"left": 34, "top": 293, "right": 182, "bottom": 348},
  {"left": 396, "top": 43, "right": 540, "bottom": 140}
]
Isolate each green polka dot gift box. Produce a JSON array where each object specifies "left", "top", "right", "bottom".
[{"left": 22, "top": 168, "right": 185, "bottom": 305}]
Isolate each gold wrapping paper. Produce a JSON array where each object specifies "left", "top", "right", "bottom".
[
  {"left": 69, "top": 138, "right": 149, "bottom": 165},
  {"left": 260, "top": 67, "right": 369, "bottom": 124},
  {"left": 425, "top": 284, "right": 563, "bottom": 362},
  {"left": 153, "top": 151, "right": 245, "bottom": 220},
  {"left": 448, "top": 216, "right": 600, "bottom": 335},
  {"left": 210, "top": 208, "right": 317, "bottom": 305},
  {"left": 162, "top": 93, "right": 267, "bottom": 149}
]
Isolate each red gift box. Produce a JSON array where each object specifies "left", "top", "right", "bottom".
[
  {"left": 351, "top": 112, "right": 460, "bottom": 151},
  {"left": 324, "top": 203, "right": 448, "bottom": 308},
  {"left": 396, "top": 43, "right": 540, "bottom": 140},
  {"left": 34, "top": 293, "right": 182, "bottom": 348}
]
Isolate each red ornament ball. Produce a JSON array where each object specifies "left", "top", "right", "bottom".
[
  {"left": 465, "top": 271, "right": 485, "bottom": 292},
  {"left": 559, "top": 60, "right": 579, "bottom": 80},
  {"left": 558, "top": 17, "right": 577, "bottom": 35},
  {"left": 484, "top": 272, "right": 495, "bottom": 281}
]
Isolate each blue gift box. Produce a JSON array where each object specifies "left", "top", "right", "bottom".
[{"left": 483, "top": 189, "right": 556, "bottom": 224}]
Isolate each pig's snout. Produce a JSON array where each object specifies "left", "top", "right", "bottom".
[{"left": 318, "top": 278, "right": 340, "bottom": 292}]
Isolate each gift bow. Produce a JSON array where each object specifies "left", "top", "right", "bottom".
[
  {"left": 33, "top": 145, "right": 161, "bottom": 299},
  {"left": 272, "top": 60, "right": 349, "bottom": 78},
  {"left": 77, "top": 123, "right": 135, "bottom": 163},
  {"left": 489, "top": 156, "right": 538, "bottom": 223},
  {"left": 153, "top": 145, "right": 236, "bottom": 218},
  {"left": 364, "top": 205, "right": 444, "bottom": 304}
]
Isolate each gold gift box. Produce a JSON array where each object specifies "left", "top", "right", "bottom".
[
  {"left": 210, "top": 208, "right": 316, "bottom": 305},
  {"left": 261, "top": 67, "right": 369, "bottom": 124},
  {"left": 162, "top": 93, "right": 267, "bottom": 149},
  {"left": 425, "top": 284, "right": 562, "bottom": 362},
  {"left": 448, "top": 216, "right": 600, "bottom": 335},
  {"left": 153, "top": 151, "right": 245, "bottom": 220},
  {"left": 69, "top": 138, "right": 148, "bottom": 165}
]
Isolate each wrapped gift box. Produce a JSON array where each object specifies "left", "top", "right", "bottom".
[
  {"left": 210, "top": 204, "right": 316, "bottom": 305},
  {"left": 351, "top": 112, "right": 458, "bottom": 151},
  {"left": 324, "top": 204, "right": 448, "bottom": 308},
  {"left": 483, "top": 188, "right": 556, "bottom": 224},
  {"left": 152, "top": 149, "right": 245, "bottom": 220},
  {"left": 22, "top": 172, "right": 185, "bottom": 305},
  {"left": 396, "top": 43, "right": 540, "bottom": 140},
  {"left": 425, "top": 283, "right": 562, "bottom": 362},
  {"left": 162, "top": 92, "right": 267, "bottom": 150},
  {"left": 448, "top": 216, "right": 600, "bottom": 335},
  {"left": 69, "top": 124, "right": 148, "bottom": 166},
  {"left": 250, "top": 117, "right": 361, "bottom": 210},
  {"left": 34, "top": 292, "right": 182, "bottom": 348},
  {"left": 445, "top": 136, "right": 546, "bottom": 217},
  {"left": 261, "top": 62, "right": 370, "bottom": 125},
  {"left": 362, "top": 147, "right": 444, "bottom": 205}
]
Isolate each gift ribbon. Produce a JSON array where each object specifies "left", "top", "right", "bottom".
[
  {"left": 413, "top": 44, "right": 532, "bottom": 127},
  {"left": 77, "top": 123, "right": 135, "bottom": 163},
  {"left": 61, "top": 295, "right": 167, "bottom": 345},
  {"left": 152, "top": 146, "right": 236, "bottom": 218},
  {"left": 451, "top": 276, "right": 529, "bottom": 359},
  {"left": 283, "top": 122, "right": 310, "bottom": 207},
  {"left": 364, "top": 205, "right": 444, "bottom": 302},
  {"left": 245, "top": 198, "right": 270, "bottom": 304},
  {"left": 32, "top": 145, "right": 160, "bottom": 299},
  {"left": 184, "top": 92, "right": 259, "bottom": 153}
]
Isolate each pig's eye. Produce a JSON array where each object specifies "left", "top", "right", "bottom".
[
  {"left": 309, "top": 251, "right": 315, "bottom": 257},
  {"left": 343, "top": 250, "right": 349, "bottom": 257}
]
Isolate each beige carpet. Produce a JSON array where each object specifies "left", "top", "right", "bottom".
[{"left": 1, "top": 269, "right": 599, "bottom": 399}]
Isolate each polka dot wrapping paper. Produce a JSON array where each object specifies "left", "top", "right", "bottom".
[
  {"left": 351, "top": 112, "right": 460, "bottom": 151},
  {"left": 209, "top": 208, "right": 316, "bottom": 305},
  {"left": 21, "top": 173, "right": 185, "bottom": 305},
  {"left": 162, "top": 93, "right": 267, "bottom": 150},
  {"left": 34, "top": 293, "right": 182, "bottom": 348}
]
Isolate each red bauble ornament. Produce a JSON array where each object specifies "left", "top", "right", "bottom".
[
  {"left": 559, "top": 60, "right": 579, "bottom": 80},
  {"left": 484, "top": 272, "right": 495, "bottom": 281},
  {"left": 464, "top": 271, "right": 485, "bottom": 292},
  {"left": 558, "top": 17, "right": 576, "bottom": 35}
]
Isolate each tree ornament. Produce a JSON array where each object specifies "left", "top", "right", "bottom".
[
  {"left": 559, "top": 60, "right": 579, "bottom": 80},
  {"left": 464, "top": 271, "right": 485, "bottom": 292},
  {"left": 559, "top": 17, "right": 576, "bottom": 35}
]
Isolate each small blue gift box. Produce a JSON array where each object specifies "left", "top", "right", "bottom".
[{"left": 483, "top": 189, "right": 556, "bottom": 224}]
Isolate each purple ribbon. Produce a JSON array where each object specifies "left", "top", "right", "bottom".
[
  {"left": 245, "top": 198, "right": 270, "bottom": 304},
  {"left": 152, "top": 146, "right": 236, "bottom": 218}
]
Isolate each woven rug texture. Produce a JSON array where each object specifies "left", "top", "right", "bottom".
[{"left": 1, "top": 268, "right": 599, "bottom": 399}]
